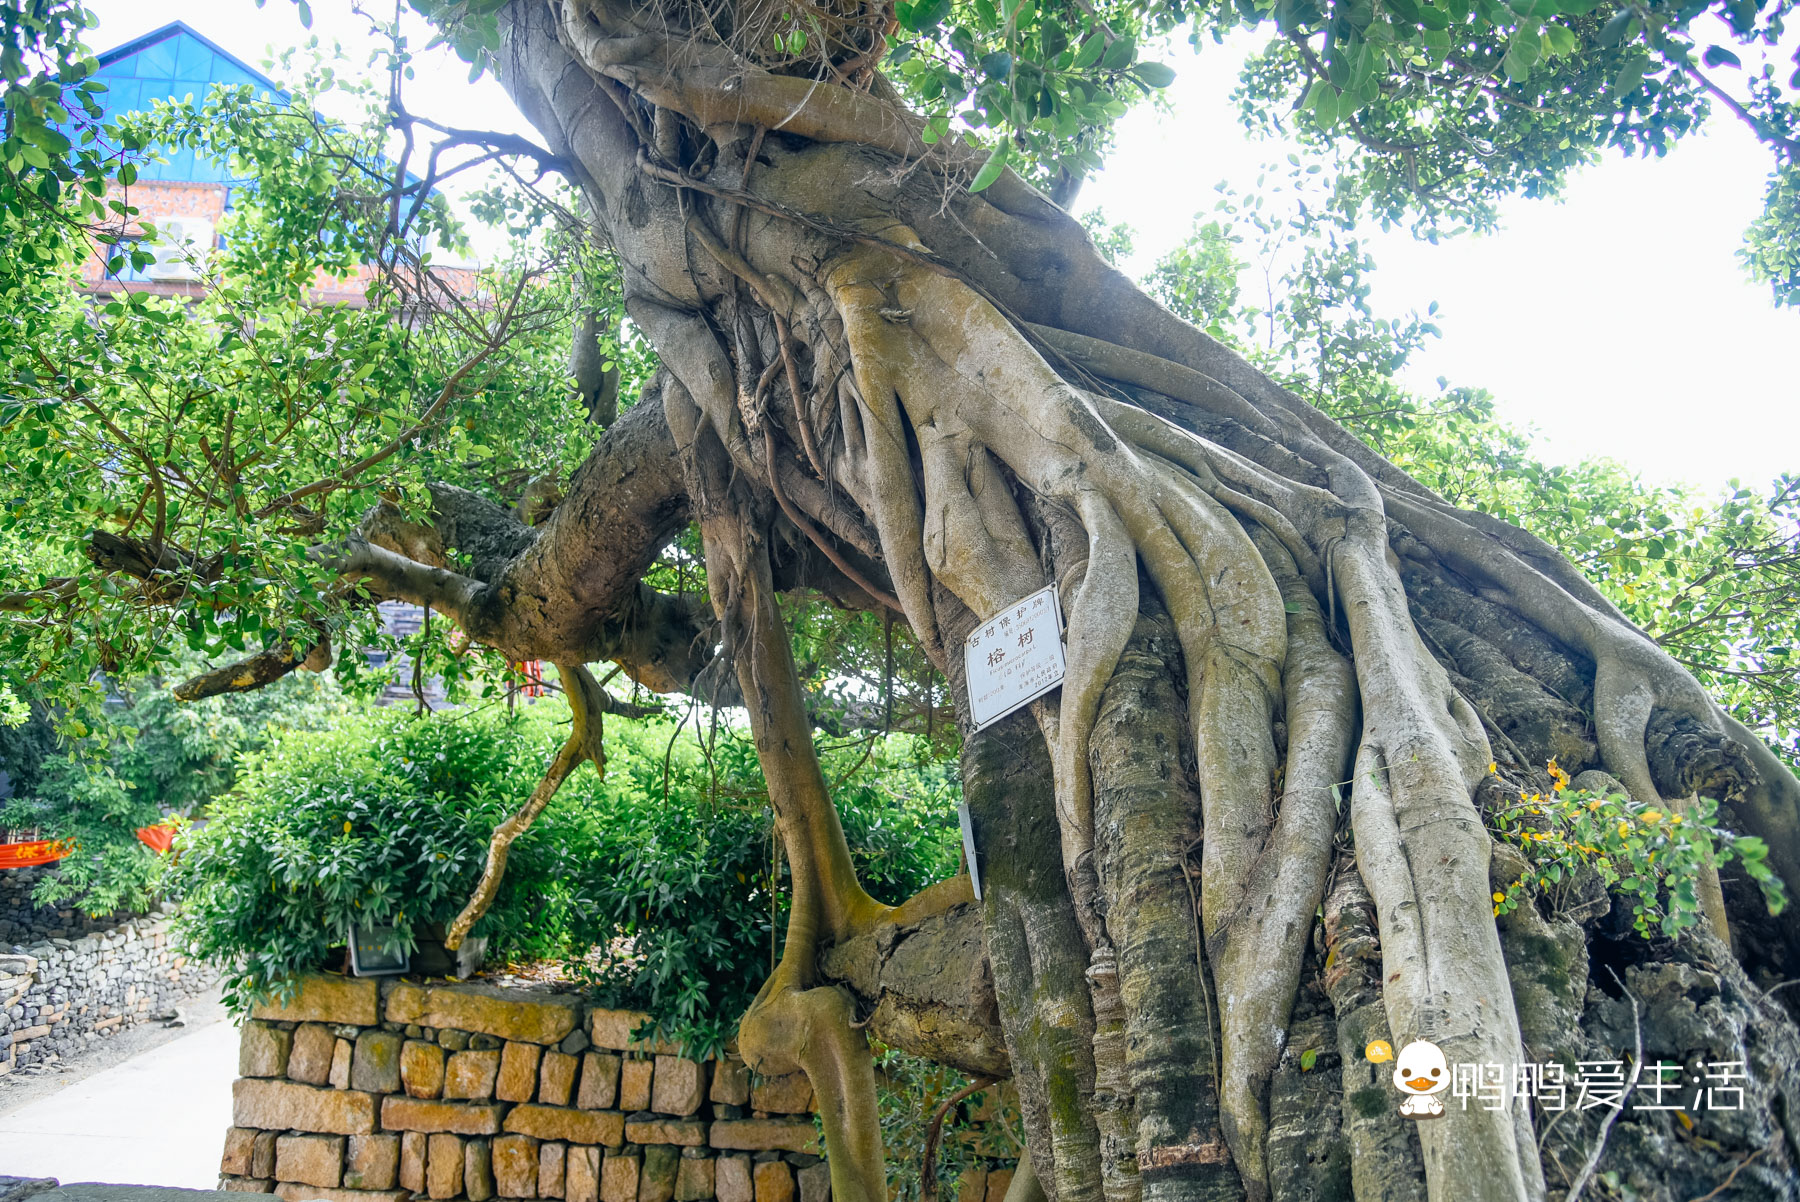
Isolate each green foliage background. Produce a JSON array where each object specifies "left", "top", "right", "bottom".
[{"left": 174, "top": 698, "right": 961, "bottom": 1057}]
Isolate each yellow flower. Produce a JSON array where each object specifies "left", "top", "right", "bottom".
[
  {"left": 1670, "top": 815, "right": 1683, "bottom": 825},
  {"left": 1588, "top": 800, "right": 1603, "bottom": 811},
  {"left": 1618, "top": 823, "right": 1631, "bottom": 838},
  {"left": 1493, "top": 906, "right": 1501, "bottom": 916},
  {"left": 343, "top": 820, "right": 353, "bottom": 834},
  {"left": 1488, "top": 762, "right": 1498, "bottom": 775},
  {"left": 1492, "top": 892, "right": 1505, "bottom": 903},
  {"left": 1640, "top": 811, "right": 1663, "bottom": 824}
]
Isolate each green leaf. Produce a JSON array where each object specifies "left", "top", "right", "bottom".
[
  {"left": 1504, "top": 31, "right": 1539, "bottom": 81},
  {"left": 1597, "top": 10, "right": 1636, "bottom": 47},
  {"left": 1304, "top": 79, "right": 1340, "bottom": 127},
  {"left": 20, "top": 122, "right": 72, "bottom": 155},
  {"left": 1300, "top": 1048, "right": 1318, "bottom": 1071},
  {"left": 907, "top": 0, "right": 953, "bottom": 32},
  {"left": 1132, "top": 61, "right": 1177, "bottom": 87},
  {"left": 969, "top": 142, "right": 1011, "bottom": 192},
  {"left": 1701, "top": 45, "right": 1741, "bottom": 69},
  {"left": 1100, "top": 36, "right": 1136, "bottom": 70},
  {"left": 1614, "top": 53, "right": 1651, "bottom": 96},
  {"left": 1071, "top": 31, "right": 1106, "bottom": 69}
]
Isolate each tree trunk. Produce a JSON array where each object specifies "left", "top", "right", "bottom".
[{"left": 413, "top": 4, "right": 1800, "bottom": 1198}]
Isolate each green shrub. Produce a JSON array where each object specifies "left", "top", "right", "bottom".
[
  {"left": 175, "top": 703, "right": 586, "bottom": 1009},
  {"left": 1488, "top": 759, "right": 1787, "bottom": 936},
  {"left": 875, "top": 1043, "right": 1022, "bottom": 1202},
  {"left": 566, "top": 723, "right": 961, "bottom": 1056},
  {"left": 176, "top": 699, "right": 963, "bottom": 1051}
]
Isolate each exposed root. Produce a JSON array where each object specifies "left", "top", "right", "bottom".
[
  {"left": 922, "top": 1075, "right": 999, "bottom": 1202},
  {"left": 445, "top": 661, "right": 607, "bottom": 950},
  {"left": 694, "top": 487, "right": 891, "bottom": 1202},
  {"left": 483, "top": 13, "right": 1800, "bottom": 1202},
  {"left": 1206, "top": 531, "right": 1356, "bottom": 1200},
  {"left": 1322, "top": 859, "right": 1427, "bottom": 1202}
]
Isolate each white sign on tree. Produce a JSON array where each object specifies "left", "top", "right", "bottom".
[{"left": 964, "top": 584, "right": 1067, "bottom": 730}]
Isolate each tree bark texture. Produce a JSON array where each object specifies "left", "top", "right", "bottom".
[{"left": 313, "top": 3, "right": 1800, "bottom": 1199}]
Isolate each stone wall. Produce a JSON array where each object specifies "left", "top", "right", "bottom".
[
  {"left": 220, "top": 976, "right": 850, "bottom": 1202},
  {"left": 0, "top": 914, "right": 219, "bottom": 1075},
  {"left": 0, "top": 865, "right": 123, "bottom": 945}
]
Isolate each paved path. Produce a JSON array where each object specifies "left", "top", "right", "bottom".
[{"left": 0, "top": 1012, "right": 236, "bottom": 1188}]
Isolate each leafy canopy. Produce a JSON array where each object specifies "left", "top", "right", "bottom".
[
  {"left": 1, "top": 40, "right": 633, "bottom": 722},
  {"left": 409, "top": 0, "right": 1798, "bottom": 297}
]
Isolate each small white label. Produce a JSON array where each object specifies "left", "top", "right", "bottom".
[
  {"left": 958, "top": 800, "right": 982, "bottom": 901},
  {"left": 964, "top": 584, "right": 1066, "bottom": 730}
]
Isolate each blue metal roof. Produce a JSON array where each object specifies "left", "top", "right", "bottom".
[{"left": 77, "top": 21, "right": 286, "bottom": 183}]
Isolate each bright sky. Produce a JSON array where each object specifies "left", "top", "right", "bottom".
[{"left": 87, "top": 1, "right": 1800, "bottom": 495}]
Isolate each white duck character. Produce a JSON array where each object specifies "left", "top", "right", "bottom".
[{"left": 1393, "top": 1040, "right": 1450, "bottom": 1118}]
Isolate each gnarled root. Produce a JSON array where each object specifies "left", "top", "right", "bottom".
[
  {"left": 1322, "top": 858, "right": 1427, "bottom": 1202},
  {"left": 821, "top": 240, "right": 1538, "bottom": 1202},
  {"left": 1088, "top": 605, "right": 1235, "bottom": 1202},
  {"left": 445, "top": 661, "right": 608, "bottom": 950},
  {"left": 1205, "top": 531, "right": 1357, "bottom": 1201},
  {"left": 740, "top": 981, "right": 886, "bottom": 1202},
  {"left": 693, "top": 474, "right": 891, "bottom": 1202}
]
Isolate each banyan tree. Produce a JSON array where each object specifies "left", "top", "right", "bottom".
[{"left": 8, "top": 0, "right": 1800, "bottom": 1197}]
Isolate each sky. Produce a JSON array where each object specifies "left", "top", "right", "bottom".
[{"left": 85, "top": 0, "right": 1799, "bottom": 495}]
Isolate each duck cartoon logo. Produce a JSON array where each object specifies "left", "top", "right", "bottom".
[{"left": 1391, "top": 1040, "right": 1449, "bottom": 1119}]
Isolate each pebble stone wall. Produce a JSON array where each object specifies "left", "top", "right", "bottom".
[
  {"left": 221, "top": 975, "right": 851, "bottom": 1202},
  {"left": 0, "top": 865, "right": 120, "bottom": 944},
  {"left": 0, "top": 871, "right": 218, "bottom": 1076}
]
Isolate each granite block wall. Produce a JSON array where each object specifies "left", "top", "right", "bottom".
[{"left": 220, "top": 976, "right": 839, "bottom": 1202}]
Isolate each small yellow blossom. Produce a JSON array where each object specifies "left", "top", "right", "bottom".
[
  {"left": 1493, "top": 892, "right": 1505, "bottom": 903},
  {"left": 1588, "top": 800, "right": 1604, "bottom": 811},
  {"left": 1488, "top": 762, "right": 1498, "bottom": 775},
  {"left": 1640, "top": 810, "right": 1663, "bottom": 824},
  {"left": 343, "top": 820, "right": 353, "bottom": 834}
]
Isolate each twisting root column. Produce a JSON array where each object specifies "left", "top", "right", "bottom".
[
  {"left": 1089, "top": 605, "right": 1237, "bottom": 1202},
  {"left": 446, "top": 661, "right": 608, "bottom": 951},
  {"left": 1332, "top": 505, "right": 1543, "bottom": 1202},
  {"left": 695, "top": 499, "right": 889, "bottom": 1202}
]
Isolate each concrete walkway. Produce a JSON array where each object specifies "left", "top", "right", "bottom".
[{"left": 0, "top": 1015, "right": 236, "bottom": 1188}]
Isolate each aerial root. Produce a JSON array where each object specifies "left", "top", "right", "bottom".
[
  {"left": 1335, "top": 521, "right": 1543, "bottom": 1202},
  {"left": 738, "top": 982, "right": 886, "bottom": 1202},
  {"left": 1322, "top": 860, "right": 1428, "bottom": 1202},
  {"left": 921, "top": 1075, "right": 1000, "bottom": 1202},
  {"left": 1208, "top": 531, "right": 1356, "bottom": 1199},
  {"left": 445, "top": 661, "right": 604, "bottom": 950},
  {"left": 1051, "top": 491, "right": 1138, "bottom": 943},
  {"left": 1389, "top": 491, "right": 1743, "bottom": 942}
]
